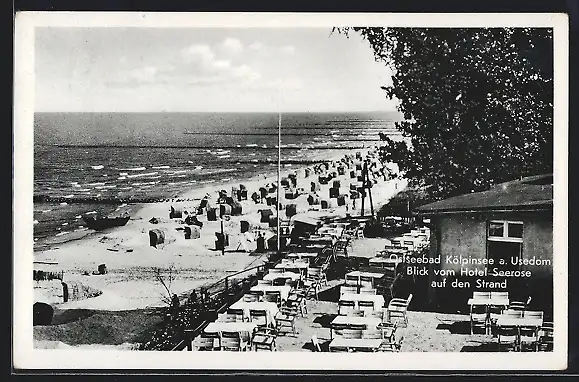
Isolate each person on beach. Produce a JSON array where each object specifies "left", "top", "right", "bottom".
[
  {"left": 188, "top": 290, "right": 198, "bottom": 306},
  {"left": 170, "top": 293, "right": 180, "bottom": 320}
]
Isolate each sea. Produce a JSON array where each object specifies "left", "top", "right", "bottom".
[{"left": 33, "top": 111, "right": 403, "bottom": 250}]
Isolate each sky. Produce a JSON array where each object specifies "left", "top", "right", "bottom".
[{"left": 35, "top": 27, "right": 397, "bottom": 112}]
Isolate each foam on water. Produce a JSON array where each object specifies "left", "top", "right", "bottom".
[
  {"left": 33, "top": 111, "right": 401, "bottom": 244},
  {"left": 127, "top": 172, "right": 158, "bottom": 178}
]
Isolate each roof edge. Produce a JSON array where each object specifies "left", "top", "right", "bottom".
[{"left": 415, "top": 205, "right": 553, "bottom": 216}]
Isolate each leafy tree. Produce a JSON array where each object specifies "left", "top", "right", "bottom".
[{"left": 336, "top": 28, "right": 553, "bottom": 199}]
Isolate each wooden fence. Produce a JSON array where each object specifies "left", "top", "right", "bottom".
[{"left": 170, "top": 262, "right": 269, "bottom": 351}]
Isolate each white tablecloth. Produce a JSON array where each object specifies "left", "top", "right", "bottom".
[
  {"left": 317, "top": 227, "right": 344, "bottom": 237},
  {"left": 250, "top": 285, "right": 291, "bottom": 300},
  {"left": 496, "top": 317, "right": 543, "bottom": 327},
  {"left": 204, "top": 322, "right": 258, "bottom": 342},
  {"left": 229, "top": 300, "right": 280, "bottom": 326},
  {"left": 329, "top": 338, "right": 383, "bottom": 351},
  {"left": 263, "top": 271, "right": 301, "bottom": 282},
  {"left": 346, "top": 271, "right": 386, "bottom": 279},
  {"left": 467, "top": 298, "right": 510, "bottom": 307},
  {"left": 369, "top": 257, "right": 400, "bottom": 266},
  {"left": 275, "top": 261, "right": 309, "bottom": 272},
  {"left": 330, "top": 315, "right": 381, "bottom": 329},
  {"left": 287, "top": 252, "right": 319, "bottom": 259}
]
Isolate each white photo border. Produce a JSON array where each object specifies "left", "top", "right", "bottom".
[{"left": 13, "top": 11, "right": 569, "bottom": 371}]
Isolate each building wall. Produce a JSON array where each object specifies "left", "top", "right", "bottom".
[
  {"left": 521, "top": 213, "right": 553, "bottom": 277},
  {"left": 424, "top": 210, "right": 553, "bottom": 315},
  {"left": 438, "top": 214, "right": 487, "bottom": 273},
  {"left": 434, "top": 211, "right": 553, "bottom": 271}
]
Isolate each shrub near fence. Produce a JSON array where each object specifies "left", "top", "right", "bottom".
[{"left": 140, "top": 264, "right": 266, "bottom": 351}]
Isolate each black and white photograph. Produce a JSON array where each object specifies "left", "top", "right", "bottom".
[{"left": 13, "top": 12, "right": 568, "bottom": 370}]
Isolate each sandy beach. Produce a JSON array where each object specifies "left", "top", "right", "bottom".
[{"left": 33, "top": 147, "right": 407, "bottom": 315}]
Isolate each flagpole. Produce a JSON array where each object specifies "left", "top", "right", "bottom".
[{"left": 277, "top": 112, "right": 281, "bottom": 255}]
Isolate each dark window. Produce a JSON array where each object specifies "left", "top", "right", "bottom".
[{"left": 507, "top": 222, "right": 523, "bottom": 238}]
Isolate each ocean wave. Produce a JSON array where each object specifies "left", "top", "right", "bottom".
[
  {"left": 202, "top": 168, "right": 237, "bottom": 176},
  {"left": 118, "top": 176, "right": 126, "bottom": 180},
  {"left": 218, "top": 155, "right": 231, "bottom": 159},
  {"left": 152, "top": 165, "right": 170, "bottom": 169},
  {"left": 132, "top": 181, "right": 159, "bottom": 186},
  {"left": 86, "top": 211, "right": 97, "bottom": 214},
  {"left": 119, "top": 167, "right": 146, "bottom": 171},
  {"left": 55, "top": 231, "right": 70, "bottom": 237},
  {"left": 171, "top": 170, "right": 188, "bottom": 175},
  {"left": 127, "top": 172, "right": 158, "bottom": 178},
  {"left": 221, "top": 178, "right": 231, "bottom": 182},
  {"left": 91, "top": 165, "right": 104, "bottom": 170},
  {"left": 176, "top": 175, "right": 187, "bottom": 178},
  {"left": 42, "top": 210, "right": 52, "bottom": 213},
  {"left": 118, "top": 187, "right": 133, "bottom": 190},
  {"left": 63, "top": 194, "right": 74, "bottom": 198},
  {"left": 119, "top": 172, "right": 128, "bottom": 176},
  {"left": 246, "top": 144, "right": 258, "bottom": 147},
  {"left": 86, "top": 182, "right": 106, "bottom": 186}
]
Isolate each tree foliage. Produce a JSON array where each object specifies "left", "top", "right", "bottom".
[{"left": 337, "top": 27, "right": 553, "bottom": 199}]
